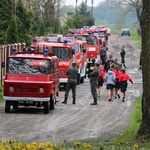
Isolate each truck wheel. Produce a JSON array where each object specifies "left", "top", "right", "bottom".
[
  {"left": 50, "top": 96, "right": 55, "bottom": 110},
  {"left": 5, "top": 101, "right": 11, "bottom": 113},
  {"left": 43, "top": 102, "right": 49, "bottom": 114},
  {"left": 77, "top": 74, "right": 81, "bottom": 85},
  {"left": 13, "top": 101, "right": 18, "bottom": 109}
]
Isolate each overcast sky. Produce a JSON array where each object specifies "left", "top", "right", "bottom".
[{"left": 64, "top": 0, "right": 103, "bottom": 7}]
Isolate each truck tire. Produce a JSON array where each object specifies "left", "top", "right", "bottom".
[
  {"left": 43, "top": 102, "right": 49, "bottom": 114},
  {"left": 50, "top": 96, "right": 55, "bottom": 110},
  {"left": 5, "top": 101, "right": 11, "bottom": 113},
  {"left": 13, "top": 101, "right": 18, "bottom": 109}
]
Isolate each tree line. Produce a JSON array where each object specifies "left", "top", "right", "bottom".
[{"left": 0, "top": 0, "right": 94, "bottom": 46}]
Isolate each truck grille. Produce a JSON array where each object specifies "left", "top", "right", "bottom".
[{"left": 16, "top": 86, "right": 38, "bottom": 93}]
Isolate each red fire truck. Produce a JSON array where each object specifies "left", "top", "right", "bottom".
[
  {"left": 33, "top": 36, "right": 87, "bottom": 89},
  {"left": 3, "top": 47, "right": 59, "bottom": 114},
  {"left": 67, "top": 31, "right": 107, "bottom": 76}
]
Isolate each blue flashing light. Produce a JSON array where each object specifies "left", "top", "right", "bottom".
[
  {"left": 33, "top": 38, "right": 37, "bottom": 42},
  {"left": 49, "top": 34, "right": 53, "bottom": 37},
  {"left": 12, "top": 48, "right": 17, "bottom": 54},
  {"left": 68, "top": 30, "right": 72, "bottom": 34},
  {"left": 91, "top": 31, "right": 94, "bottom": 34},
  {"left": 64, "top": 40, "right": 68, "bottom": 44},
  {"left": 74, "top": 35, "right": 77, "bottom": 39},
  {"left": 44, "top": 49, "right": 48, "bottom": 56}
]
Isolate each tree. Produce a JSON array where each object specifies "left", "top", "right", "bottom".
[
  {"left": 16, "top": 0, "right": 33, "bottom": 45},
  {"left": 137, "top": 0, "right": 150, "bottom": 139},
  {"left": 0, "top": 0, "right": 12, "bottom": 45},
  {"left": 6, "top": 15, "right": 18, "bottom": 44}
]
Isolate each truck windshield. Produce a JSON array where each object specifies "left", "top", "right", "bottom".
[
  {"left": 52, "top": 47, "right": 69, "bottom": 61},
  {"left": 68, "top": 35, "right": 97, "bottom": 45},
  {"left": 8, "top": 58, "right": 51, "bottom": 75}
]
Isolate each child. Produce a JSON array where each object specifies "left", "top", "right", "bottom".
[
  {"left": 119, "top": 68, "right": 133, "bottom": 102},
  {"left": 104, "top": 67, "right": 116, "bottom": 101},
  {"left": 96, "top": 60, "right": 105, "bottom": 98},
  {"left": 113, "top": 65, "right": 121, "bottom": 99}
]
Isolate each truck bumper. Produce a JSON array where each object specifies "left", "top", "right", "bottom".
[{"left": 3, "top": 96, "right": 50, "bottom": 102}]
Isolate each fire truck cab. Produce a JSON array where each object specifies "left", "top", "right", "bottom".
[
  {"left": 67, "top": 31, "right": 102, "bottom": 76},
  {"left": 33, "top": 36, "right": 87, "bottom": 89},
  {"left": 3, "top": 47, "right": 59, "bottom": 114}
]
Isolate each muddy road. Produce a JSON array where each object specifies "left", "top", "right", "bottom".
[{"left": 0, "top": 34, "right": 142, "bottom": 144}]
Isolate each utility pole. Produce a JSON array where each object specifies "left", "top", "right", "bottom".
[
  {"left": 75, "top": 0, "right": 78, "bottom": 14},
  {"left": 91, "top": 0, "right": 93, "bottom": 17},
  {"left": 56, "top": 0, "right": 60, "bottom": 33},
  {"left": 12, "top": 0, "right": 16, "bottom": 16},
  {"left": 85, "top": 0, "right": 87, "bottom": 14}
]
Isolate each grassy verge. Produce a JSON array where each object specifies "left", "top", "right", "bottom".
[
  {"left": 130, "top": 28, "right": 141, "bottom": 49},
  {"left": 1, "top": 97, "right": 148, "bottom": 150},
  {"left": 0, "top": 86, "right": 4, "bottom": 103}
]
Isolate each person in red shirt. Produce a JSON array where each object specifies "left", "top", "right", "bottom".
[
  {"left": 113, "top": 65, "right": 121, "bottom": 99},
  {"left": 93, "top": 60, "right": 105, "bottom": 99},
  {"left": 97, "top": 61, "right": 105, "bottom": 98},
  {"left": 119, "top": 68, "right": 133, "bottom": 102}
]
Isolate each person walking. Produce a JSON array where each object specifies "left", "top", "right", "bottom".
[
  {"left": 114, "top": 58, "right": 122, "bottom": 69},
  {"left": 119, "top": 68, "right": 133, "bottom": 102},
  {"left": 104, "top": 67, "right": 116, "bottom": 101},
  {"left": 88, "top": 58, "right": 96, "bottom": 78},
  {"left": 120, "top": 46, "right": 127, "bottom": 68},
  {"left": 113, "top": 65, "right": 121, "bottom": 99},
  {"left": 104, "top": 54, "right": 115, "bottom": 72},
  {"left": 97, "top": 61, "right": 105, "bottom": 98},
  {"left": 89, "top": 62, "right": 100, "bottom": 105},
  {"left": 100, "top": 48, "right": 107, "bottom": 65},
  {"left": 62, "top": 62, "right": 78, "bottom": 104}
]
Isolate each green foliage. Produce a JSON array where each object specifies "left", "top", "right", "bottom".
[
  {"left": 0, "top": 0, "right": 12, "bottom": 45},
  {"left": 111, "top": 97, "right": 142, "bottom": 145},
  {"left": 0, "top": 86, "right": 4, "bottom": 102},
  {"left": 16, "top": 0, "right": 33, "bottom": 45},
  {"left": 6, "top": 15, "right": 18, "bottom": 44},
  {"left": 39, "top": 21, "right": 45, "bottom": 36}
]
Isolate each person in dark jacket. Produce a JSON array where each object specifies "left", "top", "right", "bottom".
[
  {"left": 88, "top": 58, "right": 96, "bottom": 78},
  {"left": 120, "top": 46, "right": 127, "bottom": 68},
  {"left": 104, "top": 54, "right": 114, "bottom": 72},
  {"left": 89, "top": 62, "right": 100, "bottom": 105},
  {"left": 62, "top": 62, "right": 78, "bottom": 104}
]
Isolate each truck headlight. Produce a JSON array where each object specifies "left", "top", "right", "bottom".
[
  {"left": 39, "top": 88, "right": 44, "bottom": 93},
  {"left": 9, "top": 87, "right": 14, "bottom": 92}
]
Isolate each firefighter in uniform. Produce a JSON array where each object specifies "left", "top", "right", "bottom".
[
  {"left": 120, "top": 46, "right": 127, "bottom": 68},
  {"left": 62, "top": 62, "right": 78, "bottom": 104},
  {"left": 89, "top": 62, "right": 100, "bottom": 105}
]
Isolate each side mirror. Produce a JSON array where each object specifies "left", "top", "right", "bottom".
[
  {"left": 83, "top": 49, "right": 86, "bottom": 53},
  {"left": 1, "top": 61, "right": 5, "bottom": 68},
  {"left": 72, "top": 49, "right": 75, "bottom": 55}
]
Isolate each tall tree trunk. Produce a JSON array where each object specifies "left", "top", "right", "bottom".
[{"left": 137, "top": 0, "right": 150, "bottom": 139}]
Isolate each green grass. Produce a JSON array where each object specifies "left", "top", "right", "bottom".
[
  {"left": 0, "top": 86, "right": 4, "bottom": 102},
  {"left": 130, "top": 28, "right": 141, "bottom": 49}
]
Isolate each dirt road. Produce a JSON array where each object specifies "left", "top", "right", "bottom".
[{"left": 0, "top": 34, "right": 142, "bottom": 144}]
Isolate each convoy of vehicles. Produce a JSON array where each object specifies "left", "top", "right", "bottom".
[
  {"left": 3, "top": 47, "right": 59, "bottom": 114},
  {"left": 67, "top": 26, "right": 109, "bottom": 76},
  {"left": 3, "top": 25, "right": 110, "bottom": 113},
  {"left": 33, "top": 36, "right": 87, "bottom": 89}
]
